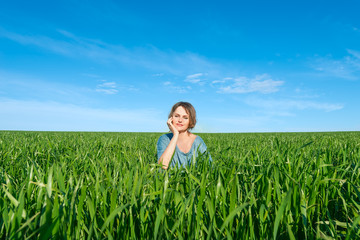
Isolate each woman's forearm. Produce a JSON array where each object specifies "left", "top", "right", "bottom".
[{"left": 158, "top": 134, "right": 178, "bottom": 169}]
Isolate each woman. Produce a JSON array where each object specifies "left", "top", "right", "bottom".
[{"left": 157, "top": 101, "right": 211, "bottom": 169}]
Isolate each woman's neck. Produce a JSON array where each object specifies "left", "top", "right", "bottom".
[{"left": 177, "top": 130, "right": 190, "bottom": 139}]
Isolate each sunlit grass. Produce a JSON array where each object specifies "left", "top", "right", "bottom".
[{"left": 1, "top": 131, "right": 359, "bottom": 239}]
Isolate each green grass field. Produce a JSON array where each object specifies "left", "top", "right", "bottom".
[{"left": 1, "top": 131, "right": 360, "bottom": 239}]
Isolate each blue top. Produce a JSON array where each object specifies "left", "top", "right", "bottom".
[{"left": 157, "top": 133, "right": 211, "bottom": 168}]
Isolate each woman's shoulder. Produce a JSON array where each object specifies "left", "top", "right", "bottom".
[
  {"left": 191, "top": 134, "right": 208, "bottom": 153},
  {"left": 157, "top": 133, "right": 173, "bottom": 143},
  {"left": 192, "top": 134, "right": 206, "bottom": 145}
]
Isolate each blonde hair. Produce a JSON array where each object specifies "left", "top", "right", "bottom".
[{"left": 168, "top": 102, "right": 197, "bottom": 130}]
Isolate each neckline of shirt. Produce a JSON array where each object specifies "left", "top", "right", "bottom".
[{"left": 176, "top": 136, "right": 199, "bottom": 154}]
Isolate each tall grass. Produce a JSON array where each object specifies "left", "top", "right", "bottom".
[{"left": 1, "top": 131, "right": 359, "bottom": 239}]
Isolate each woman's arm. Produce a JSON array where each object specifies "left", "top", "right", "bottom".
[
  {"left": 158, "top": 118, "right": 179, "bottom": 169},
  {"left": 158, "top": 133, "right": 178, "bottom": 169}
]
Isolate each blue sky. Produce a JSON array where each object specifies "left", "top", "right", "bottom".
[{"left": 1, "top": 0, "right": 359, "bottom": 132}]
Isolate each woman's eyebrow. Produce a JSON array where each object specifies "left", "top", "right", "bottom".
[{"left": 174, "top": 112, "right": 189, "bottom": 117}]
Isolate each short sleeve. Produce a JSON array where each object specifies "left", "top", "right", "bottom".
[
  {"left": 157, "top": 134, "right": 171, "bottom": 162},
  {"left": 196, "top": 136, "right": 213, "bottom": 162},
  {"left": 196, "top": 137, "right": 207, "bottom": 153}
]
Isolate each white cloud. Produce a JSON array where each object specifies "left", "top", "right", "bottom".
[
  {"left": 98, "top": 81, "right": 116, "bottom": 88},
  {"left": 0, "top": 28, "right": 78, "bottom": 56},
  {"left": 184, "top": 73, "right": 207, "bottom": 85},
  {"left": 347, "top": 49, "right": 360, "bottom": 68},
  {"left": 217, "top": 74, "right": 284, "bottom": 94},
  {"left": 0, "top": 28, "right": 218, "bottom": 76},
  {"left": 211, "top": 78, "right": 230, "bottom": 84},
  {"left": 96, "top": 80, "right": 118, "bottom": 94},
  {"left": 245, "top": 97, "right": 344, "bottom": 112},
  {"left": 0, "top": 28, "right": 287, "bottom": 96},
  {"left": 348, "top": 49, "right": 360, "bottom": 59},
  {"left": 311, "top": 51, "right": 360, "bottom": 80},
  {"left": 96, "top": 88, "right": 118, "bottom": 94},
  {"left": 186, "top": 78, "right": 201, "bottom": 83},
  {"left": 187, "top": 73, "right": 203, "bottom": 79},
  {"left": 211, "top": 80, "right": 223, "bottom": 84}
]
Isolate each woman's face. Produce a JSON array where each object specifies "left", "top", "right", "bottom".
[{"left": 172, "top": 106, "right": 190, "bottom": 132}]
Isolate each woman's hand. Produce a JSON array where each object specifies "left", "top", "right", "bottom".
[
  {"left": 159, "top": 118, "right": 180, "bottom": 169},
  {"left": 167, "top": 117, "right": 179, "bottom": 135}
]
